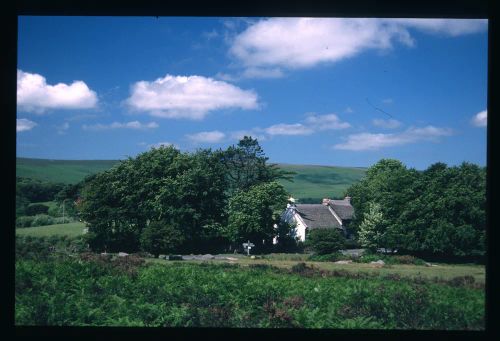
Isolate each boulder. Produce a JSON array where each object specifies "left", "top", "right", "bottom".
[
  {"left": 250, "top": 255, "right": 256, "bottom": 259},
  {"left": 118, "top": 252, "right": 129, "bottom": 257},
  {"left": 370, "top": 260, "right": 385, "bottom": 267},
  {"left": 158, "top": 254, "right": 167, "bottom": 259},
  {"left": 226, "top": 257, "right": 238, "bottom": 261},
  {"left": 201, "top": 254, "right": 215, "bottom": 260},
  {"left": 168, "top": 255, "right": 183, "bottom": 261},
  {"left": 334, "top": 260, "right": 352, "bottom": 264}
]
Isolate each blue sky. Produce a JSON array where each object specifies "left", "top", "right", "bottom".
[{"left": 16, "top": 16, "right": 488, "bottom": 169}]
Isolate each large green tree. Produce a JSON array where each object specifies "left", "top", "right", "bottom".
[
  {"left": 218, "top": 136, "right": 294, "bottom": 196},
  {"left": 79, "top": 146, "right": 228, "bottom": 253},
  {"left": 225, "top": 181, "right": 289, "bottom": 251}
]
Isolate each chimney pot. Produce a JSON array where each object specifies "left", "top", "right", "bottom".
[
  {"left": 345, "top": 196, "right": 351, "bottom": 204},
  {"left": 322, "top": 198, "right": 330, "bottom": 205}
]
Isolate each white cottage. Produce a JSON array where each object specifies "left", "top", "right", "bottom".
[{"left": 277, "top": 197, "right": 354, "bottom": 242}]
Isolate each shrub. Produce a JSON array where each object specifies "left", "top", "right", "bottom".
[
  {"left": 308, "top": 252, "right": 351, "bottom": 262},
  {"left": 16, "top": 216, "right": 35, "bottom": 228},
  {"left": 25, "top": 203, "right": 50, "bottom": 216},
  {"left": 31, "top": 214, "right": 55, "bottom": 227},
  {"left": 305, "top": 228, "right": 346, "bottom": 255},
  {"left": 140, "top": 220, "right": 185, "bottom": 256}
]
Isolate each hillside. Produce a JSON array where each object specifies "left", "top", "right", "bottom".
[{"left": 16, "top": 158, "right": 366, "bottom": 202}]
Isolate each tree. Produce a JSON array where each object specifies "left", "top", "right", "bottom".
[
  {"left": 79, "top": 146, "right": 228, "bottom": 253},
  {"left": 219, "top": 136, "right": 294, "bottom": 195},
  {"left": 225, "top": 181, "right": 289, "bottom": 251},
  {"left": 357, "top": 202, "right": 385, "bottom": 252},
  {"left": 140, "top": 220, "right": 185, "bottom": 256},
  {"left": 274, "top": 220, "right": 301, "bottom": 252},
  {"left": 305, "top": 228, "right": 346, "bottom": 255}
]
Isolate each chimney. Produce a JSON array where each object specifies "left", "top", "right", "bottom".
[
  {"left": 322, "top": 198, "right": 330, "bottom": 205},
  {"left": 344, "top": 196, "right": 351, "bottom": 204}
]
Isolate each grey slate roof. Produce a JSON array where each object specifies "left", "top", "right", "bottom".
[
  {"left": 329, "top": 200, "right": 354, "bottom": 220},
  {"left": 294, "top": 204, "right": 342, "bottom": 229}
]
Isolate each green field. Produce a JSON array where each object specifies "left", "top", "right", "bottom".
[
  {"left": 16, "top": 222, "right": 86, "bottom": 237},
  {"left": 277, "top": 163, "right": 366, "bottom": 200},
  {"left": 15, "top": 258, "right": 484, "bottom": 328},
  {"left": 17, "top": 158, "right": 366, "bottom": 201},
  {"left": 16, "top": 157, "right": 119, "bottom": 184}
]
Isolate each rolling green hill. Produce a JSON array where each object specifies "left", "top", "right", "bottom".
[{"left": 16, "top": 158, "right": 366, "bottom": 202}]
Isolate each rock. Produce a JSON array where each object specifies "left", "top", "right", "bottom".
[
  {"left": 201, "top": 254, "right": 215, "bottom": 260},
  {"left": 168, "top": 255, "right": 183, "bottom": 261},
  {"left": 118, "top": 252, "right": 129, "bottom": 257},
  {"left": 158, "top": 254, "right": 167, "bottom": 259},
  {"left": 250, "top": 255, "right": 256, "bottom": 259},
  {"left": 226, "top": 257, "right": 238, "bottom": 261},
  {"left": 334, "top": 260, "right": 352, "bottom": 264},
  {"left": 425, "top": 262, "right": 432, "bottom": 267},
  {"left": 370, "top": 260, "right": 385, "bottom": 267}
]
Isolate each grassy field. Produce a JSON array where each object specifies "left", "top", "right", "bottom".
[
  {"left": 17, "top": 158, "right": 366, "bottom": 201},
  {"left": 276, "top": 163, "right": 366, "bottom": 200},
  {"left": 16, "top": 157, "right": 119, "bottom": 184},
  {"left": 15, "top": 258, "right": 484, "bottom": 328},
  {"left": 148, "top": 256, "right": 485, "bottom": 284},
  {"left": 16, "top": 222, "right": 86, "bottom": 237}
]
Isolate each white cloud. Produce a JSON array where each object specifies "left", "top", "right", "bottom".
[
  {"left": 334, "top": 125, "right": 453, "bottom": 151},
  {"left": 241, "top": 67, "right": 284, "bottom": 79},
  {"left": 186, "top": 130, "right": 226, "bottom": 143},
  {"left": 126, "top": 74, "right": 258, "bottom": 120},
  {"left": 229, "top": 18, "right": 487, "bottom": 73},
  {"left": 304, "top": 113, "right": 351, "bottom": 130},
  {"left": 82, "top": 121, "right": 159, "bottom": 131},
  {"left": 17, "top": 70, "right": 98, "bottom": 113},
  {"left": 17, "top": 118, "right": 37, "bottom": 132},
  {"left": 265, "top": 123, "right": 314, "bottom": 136},
  {"left": 372, "top": 118, "right": 402, "bottom": 129},
  {"left": 391, "top": 19, "right": 487, "bottom": 37},
  {"left": 345, "top": 106, "right": 354, "bottom": 113},
  {"left": 471, "top": 109, "right": 487, "bottom": 127}
]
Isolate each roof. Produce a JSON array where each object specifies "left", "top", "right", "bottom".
[
  {"left": 328, "top": 199, "right": 354, "bottom": 220},
  {"left": 294, "top": 204, "right": 342, "bottom": 229}
]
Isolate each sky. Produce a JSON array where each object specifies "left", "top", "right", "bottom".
[{"left": 16, "top": 16, "right": 488, "bottom": 169}]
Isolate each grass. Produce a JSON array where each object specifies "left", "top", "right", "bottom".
[
  {"left": 17, "top": 158, "right": 366, "bottom": 201},
  {"left": 16, "top": 157, "right": 119, "bottom": 184},
  {"left": 148, "top": 256, "right": 485, "bottom": 284},
  {"left": 15, "top": 258, "right": 484, "bottom": 328},
  {"left": 276, "top": 163, "right": 366, "bottom": 200},
  {"left": 16, "top": 222, "right": 86, "bottom": 238}
]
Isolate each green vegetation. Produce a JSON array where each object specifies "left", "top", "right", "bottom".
[
  {"left": 16, "top": 157, "right": 119, "bottom": 184},
  {"left": 305, "top": 229, "right": 346, "bottom": 255},
  {"left": 277, "top": 164, "right": 366, "bottom": 201},
  {"left": 347, "top": 159, "right": 486, "bottom": 261},
  {"left": 16, "top": 222, "right": 86, "bottom": 238},
  {"left": 15, "top": 256, "right": 484, "bottom": 329},
  {"left": 17, "top": 158, "right": 366, "bottom": 203}
]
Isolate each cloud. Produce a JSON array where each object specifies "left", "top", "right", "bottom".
[
  {"left": 345, "top": 106, "right": 354, "bottom": 113},
  {"left": 186, "top": 130, "right": 226, "bottom": 143},
  {"left": 17, "top": 118, "right": 37, "bottom": 132},
  {"left": 56, "top": 122, "right": 70, "bottom": 134},
  {"left": 334, "top": 125, "right": 453, "bottom": 151},
  {"left": 82, "top": 121, "right": 159, "bottom": 131},
  {"left": 372, "top": 118, "right": 402, "bottom": 129},
  {"left": 471, "top": 109, "right": 487, "bottom": 127},
  {"left": 382, "top": 98, "right": 393, "bottom": 104},
  {"left": 265, "top": 123, "right": 314, "bottom": 136},
  {"left": 304, "top": 113, "right": 351, "bottom": 130},
  {"left": 17, "top": 70, "right": 98, "bottom": 113},
  {"left": 126, "top": 74, "right": 258, "bottom": 120},
  {"left": 229, "top": 18, "right": 487, "bottom": 73},
  {"left": 391, "top": 19, "right": 487, "bottom": 37},
  {"left": 229, "top": 129, "right": 268, "bottom": 142},
  {"left": 241, "top": 67, "right": 284, "bottom": 79}
]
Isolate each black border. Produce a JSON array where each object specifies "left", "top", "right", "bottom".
[{"left": 3, "top": 0, "right": 496, "bottom": 340}]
